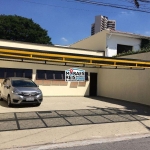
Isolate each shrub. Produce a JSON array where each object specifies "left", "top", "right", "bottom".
[{"left": 113, "top": 47, "right": 150, "bottom": 57}]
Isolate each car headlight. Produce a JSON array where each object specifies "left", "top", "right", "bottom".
[
  {"left": 37, "top": 91, "right": 42, "bottom": 95},
  {"left": 12, "top": 89, "right": 21, "bottom": 95}
]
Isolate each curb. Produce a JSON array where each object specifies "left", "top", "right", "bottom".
[{"left": 6, "top": 133, "right": 150, "bottom": 150}]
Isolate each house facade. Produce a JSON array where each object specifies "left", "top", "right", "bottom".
[
  {"left": 70, "top": 29, "right": 150, "bottom": 57},
  {"left": 1, "top": 38, "right": 150, "bottom": 106},
  {"left": 0, "top": 40, "right": 104, "bottom": 97}
]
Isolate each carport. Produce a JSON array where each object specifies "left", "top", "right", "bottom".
[
  {"left": 0, "top": 43, "right": 150, "bottom": 98},
  {"left": 1, "top": 43, "right": 150, "bottom": 149},
  {"left": 0, "top": 47, "right": 150, "bottom": 68},
  {"left": 0, "top": 46, "right": 150, "bottom": 98}
]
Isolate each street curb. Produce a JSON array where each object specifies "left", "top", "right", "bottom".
[{"left": 5, "top": 132, "right": 150, "bottom": 150}]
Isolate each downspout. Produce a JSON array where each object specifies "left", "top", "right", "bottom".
[{"left": 106, "top": 33, "right": 112, "bottom": 57}]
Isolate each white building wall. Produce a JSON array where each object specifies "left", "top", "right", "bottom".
[
  {"left": 106, "top": 34, "right": 141, "bottom": 57},
  {"left": 0, "top": 60, "right": 98, "bottom": 96},
  {"left": 0, "top": 40, "right": 104, "bottom": 57},
  {"left": 97, "top": 52, "right": 150, "bottom": 106},
  {"left": 70, "top": 30, "right": 109, "bottom": 52}
]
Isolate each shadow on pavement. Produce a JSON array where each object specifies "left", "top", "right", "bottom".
[
  {"left": 87, "top": 96, "right": 150, "bottom": 116},
  {"left": 0, "top": 100, "right": 8, "bottom": 108},
  {"left": 87, "top": 96, "right": 150, "bottom": 131},
  {"left": 0, "top": 99, "right": 38, "bottom": 108}
]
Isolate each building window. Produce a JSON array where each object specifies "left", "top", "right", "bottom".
[
  {"left": 37, "top": 70, "right": 46, "bottom": 80},
  {"left": 36, "top": 70, "right": 88, "bottom": 81},
  {"left": 37, "top": 70, "right": 66, "bottom": 80},
  {"left": 6, "top": 68, "right": 15, "bottom": 78},
  {"left": 0, "top": 68, "right": 32, "bottom": 79},
  {"left": 0, "top": 68, "right": 5, "bottom": 79},
  {"left": 117, "top": 44, "right": 132, "bottom": 54},
  {"left": 15, "top": 69, "right": 24, "bottom": 77},
  {"left": 62, "top": 71, "right": 65, "bottom": 80},
  {"left": 46, "top": 70, "right": 54, "bottom": 79},
  {"left": 54, "top": 71, "right": 64, "bottom": 80},
  {"left": 24, "top": 69, "right": 32, "bottom": 79}
]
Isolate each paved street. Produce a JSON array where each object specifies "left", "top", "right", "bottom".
[{"left": 56, "top": 137, "right": 150, "bottom": 150}]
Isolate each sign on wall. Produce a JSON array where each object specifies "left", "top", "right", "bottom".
[{"left": 65, "top": 68, "right": 85, "bottom": 82}]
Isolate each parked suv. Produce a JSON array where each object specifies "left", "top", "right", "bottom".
[{"left": 0, "top": 77, "right": 43, "bottom": 107}]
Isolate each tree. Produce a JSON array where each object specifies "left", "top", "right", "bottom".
[{"left": 0, "top": 15, "right": 53, "bottom": 45}]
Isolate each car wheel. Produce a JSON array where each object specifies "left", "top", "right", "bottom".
[
  {"left": 36, "top": 103, "right": 41, "bottom": 107},
  {"left": 7, "top": 96, "right": 12, "bottom": 107}
]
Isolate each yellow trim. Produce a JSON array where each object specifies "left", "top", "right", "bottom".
[{"left": 0, "top": 48, "right": 150, "bottom": 68}]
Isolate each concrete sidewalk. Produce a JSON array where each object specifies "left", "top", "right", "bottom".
[{"left": 0, "top": 97, "right": 150, "bottom": 150}]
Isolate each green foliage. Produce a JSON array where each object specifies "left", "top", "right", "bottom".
[
  {"left": 113, "top": 38, "right": 150, "bottom": 57},
  {"left": 0, "top": 15, "right": 53, "bottom": 45},
  {"left": 141, "top": 39, "right": 150, "bottom": 49},
  {"left": 113, "top": 46, "right": 150, "bottom": 57}
]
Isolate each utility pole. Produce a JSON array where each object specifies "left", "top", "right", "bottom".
[{"left": 134, "top": 0, "right": 139, "bottom": 8}]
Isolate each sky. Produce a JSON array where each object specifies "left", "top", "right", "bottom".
[{"left": 0, "top": 0, "right": 150, "bottom": 45}]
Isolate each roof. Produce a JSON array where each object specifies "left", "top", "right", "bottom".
[
  {"left": 70, "top": 29, "right": 150, "bottom": 46},
  {"left": 0, "top": 39, "right": 90, "bottom": 51},
  {"left": 0, "top": 39, "right": 104, "bottom": 57},
  {"left": 109, "top": 29, "right": 150, "bottom": 39}
]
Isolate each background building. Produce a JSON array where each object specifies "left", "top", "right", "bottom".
[
  {"left": 107, "top": 20, "right": 116, "bottom": 31},
  {"left": 91, "top": 15, "right": 116, "bottom": 35}
]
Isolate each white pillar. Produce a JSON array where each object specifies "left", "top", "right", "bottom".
[{"left": 32, "top": 69, "right": 36, "bottom": 81}]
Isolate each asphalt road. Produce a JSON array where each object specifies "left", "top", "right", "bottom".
[{"left": 56, "top": 137, "right": 150, "bottom": 150}]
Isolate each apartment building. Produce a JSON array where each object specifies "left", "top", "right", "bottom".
[{"left": 91, "top": 15, "right": 116, "bottom": 35}]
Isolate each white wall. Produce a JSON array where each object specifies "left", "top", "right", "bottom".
[
  {"left": 0, "top": 40, "right": 104, "bottom": 57},
  {"left": 97, "top": 52, "right": 150, "bottom": 106},
  {"left": 70, "top": 30, "right": 109, "bottom": 52},
  {"left": 106, "top": 34, "right": 141, "bottom": 57},
  {"left": 0, "top": 60, "right": 98, "bottom": 96}
]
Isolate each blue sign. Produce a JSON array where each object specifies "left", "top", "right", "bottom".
[{"left": 65, "top": 68, "right": 85, "bottom": 82}]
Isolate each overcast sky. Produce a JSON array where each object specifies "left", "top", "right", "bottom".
[{"left": 0, "top": 0, "right": 150, "bottom": 45}]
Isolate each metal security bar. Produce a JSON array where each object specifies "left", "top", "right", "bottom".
[{"left": 0, "top": 48, "right": 150, "bottom": 69}]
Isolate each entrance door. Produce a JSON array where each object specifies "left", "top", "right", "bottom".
[{"left": 89, "top": 73, "right": 97, "bottom": 96}]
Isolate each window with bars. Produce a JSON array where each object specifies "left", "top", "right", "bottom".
[
  {"left": 36, "top": 70, "right": 89, "bottom": 81},
  {"left": 36, "top": 70, "right": 65, "bottom": 80},
  {"left": 46, "top": 70, "right": 54, "bottom": 79},
  {"left": 0, "top": 68, "right": 32, "bottom": 79}
]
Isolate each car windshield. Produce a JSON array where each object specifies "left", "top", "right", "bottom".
[{"left": 12, "top": 79, "right": 37, "bottom": 87}]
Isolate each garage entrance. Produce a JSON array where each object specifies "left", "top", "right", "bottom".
[{"left": 89, "top": 73, "right": 97, "bottom": 96}]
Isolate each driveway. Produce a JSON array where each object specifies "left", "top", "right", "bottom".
[{"left": 0, "top": 97, "right": 150, "bottom": 149}]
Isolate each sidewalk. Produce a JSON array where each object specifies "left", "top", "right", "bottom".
[{"left": 0, "top": 97, "right": 150, "bottom": 150}]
